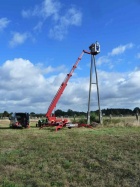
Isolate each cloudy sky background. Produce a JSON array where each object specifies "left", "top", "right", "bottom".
[{"left": 0, "top": 0, "right": 140, "bottom": 113}]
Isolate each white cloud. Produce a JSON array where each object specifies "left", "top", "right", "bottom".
[
  {"left": 97, "top": 43, "right": 134, "bottom": 67},
  {"left": 65, "top": 7, "right": 82, "bottom": 26},
  {"left": 97, "top": 56, "right": 110, "bottom": 66},
  {"left": 22, "top": 0, "right": 61, "bottom": 19},
  {"left": 21, "top": 10, "right": 31, "bottom": 18},
  {"left": 41, "top": 0, "right": 61, "bottom": 20},
  {"left": 33, "top": 21, "right": 43, "bottom": 32},
  {"left": 49, "top": 7, "right": 82, "bottom": 40},
  {"left": 136, "top": 53, "right": 140, "bottom": 59},
  {"left": 0, "top": 58, "right": 68, "bottom": 113},
  {"left": 109, "top": 43, "right": 134, "bottom": 56},
  {"left": 98, "top": 70, "right": 140, "bottom": 109},
  {"left": 105, "top": 18, "right": 113, "bottom": 26},
  {"left": 9, "top": 32, "right": 30, "bottom": 47},
  {"left": 49, "top": 24, "right": 67, "bottom": 41},
  {"left": 0, "top": 17, "right": 10, "bottom": 31},
  {"left": 0, "top": 58, "right": 140, "bottom": 113},
  {"left": 22, "top": 0, "right": 82, "bottom": 40}
]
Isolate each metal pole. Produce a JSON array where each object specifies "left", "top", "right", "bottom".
[
  {"left": 87, "top": 54, "right": 94, "bottom": 124},
  {"left": 93, "top": 55, "right": 102, "bottom": 124}
]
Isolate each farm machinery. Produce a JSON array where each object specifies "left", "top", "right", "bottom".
[{"left": 36, "top": 42, "right": 100, "bottom": 131}]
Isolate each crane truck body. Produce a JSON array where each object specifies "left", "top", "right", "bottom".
[
  {"left": 36, "top": 50, "right": 90, "bottom": 128},
  {"left": 37, "top": 50, "right": 90, "bottom": 129}
]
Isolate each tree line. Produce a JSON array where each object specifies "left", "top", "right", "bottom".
[
  {"left": 0, "top": 107, "right": 139, "bottom": 118},
  {"left": 52, "top": 107, "right": 140, "bottom": 117}
]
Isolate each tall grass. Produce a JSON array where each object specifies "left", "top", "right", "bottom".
[{"left": 0, "top": 121, "right": 140, "bottom": 187}]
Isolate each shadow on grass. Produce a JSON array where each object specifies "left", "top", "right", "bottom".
[
  {"left": 29, "top": 125, "right": 54, "bottom": 131},
  {"left": 29, "top": 125, "right": 38, "bottom": 129},
  {"left": 0, "top": 127, "right": 10, "bottom": 129},
  {"left": 39, "top": 127, "right": 56, "bottom": 132},
  {"left": 0, "top": 124, "right": 33, "bottom": 130},
  {"left": 0, "top": 127, "right": 23, "bottom": 130}
]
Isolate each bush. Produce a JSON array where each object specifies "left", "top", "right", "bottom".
[
  {"left": 78, "top": 118, "right": 87, "bottom": 124},
  {"left": 90, "top": 112, "right": 98, "bottom": 122}
]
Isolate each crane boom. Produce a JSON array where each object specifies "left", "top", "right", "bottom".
[{"left": 46, "top": 50, "right": 90, "bottom": 120}]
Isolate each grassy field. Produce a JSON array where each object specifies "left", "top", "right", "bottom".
[{"left": 0, "top": 119, "right": 140, "bottom": 187}]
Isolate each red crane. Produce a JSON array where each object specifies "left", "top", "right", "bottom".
[{"left": 46, "top": 50, "right": 91, "bottom": 124}]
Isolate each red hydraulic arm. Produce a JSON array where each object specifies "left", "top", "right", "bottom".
[{"left": 46, "top": 50, "right": 91, "bottom": 120}]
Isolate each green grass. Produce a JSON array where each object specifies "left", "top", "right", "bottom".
[{"left": 0, "top": 121, "right": 140, "bottom": 187}]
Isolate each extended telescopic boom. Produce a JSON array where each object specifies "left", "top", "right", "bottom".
[{"left": 46, "top": 50, "right": 90, "bottom": 120}]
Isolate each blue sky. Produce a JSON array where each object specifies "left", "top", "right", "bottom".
[{"left": 0, "top": 0, "right": 140, "bottom": 113}]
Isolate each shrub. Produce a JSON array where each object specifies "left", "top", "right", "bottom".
[{"left": 90, "top": 112, "right": 98, "bottom": 122}]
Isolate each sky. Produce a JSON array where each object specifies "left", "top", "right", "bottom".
[{"left": 0, "top": 0, "right": 140, "bottom": 114}]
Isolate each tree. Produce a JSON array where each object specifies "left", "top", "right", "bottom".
[
  {"left": 55, "top": 109, "right": 64, "bottom": 116},
  {"left": 133, "top": 107, "right": 140, "bottom": 114},
  {"left": 67, "top": 109, "right": 74, "bottom": 116},
  {"left": 3, "top": 111, "right": 9, "bottom": 117},
  {"left": 90, "top": 112, "right": 98, "bottom": 122}
]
